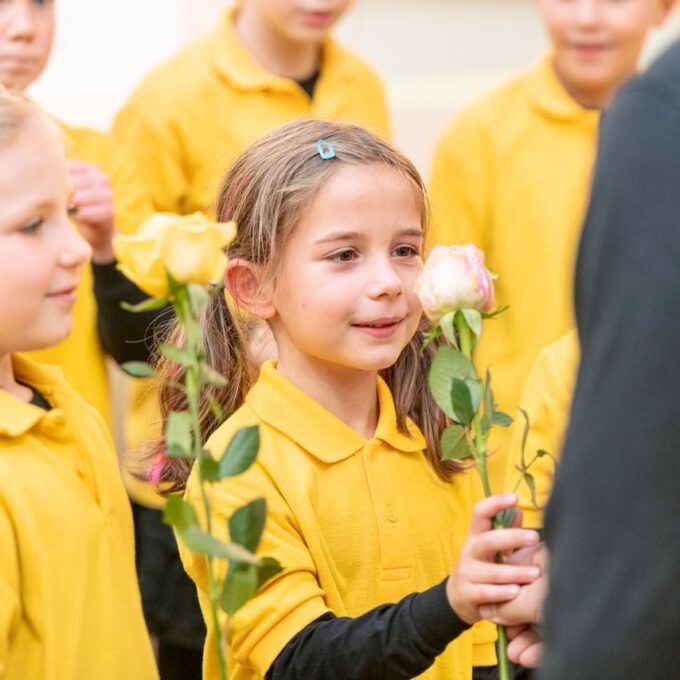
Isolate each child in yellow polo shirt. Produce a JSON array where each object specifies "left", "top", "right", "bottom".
[
  {"left": 429, "top": 0, "right": 675, "bottom": 494},
  {"left": 148, "top": 120, "right": 541, "bottom": 680},
  {"left": 114, "top": 1, "right": 391, "bottom": 672},
  {"left": 0, "top": 0, "right": 153, "bottom": 427},
  {"left": 0, "top": 91, "right": 157, "bottom": 680},
  {"left": 506, "top": 330, "right": 579, "bottom": 530},
  {"left": 114, "top": 0, "right": 390, "bottom": 217}
]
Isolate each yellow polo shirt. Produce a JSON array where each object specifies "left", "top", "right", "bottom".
[
  {"left": 506, "top": 330, "right": 579, "bottom": 528},
  {"left": 429, "top": 55, "right": 599, "bottom": 491},
  {"left": 179, "top": 361, "right": 493, "bottom": 679},
  {"left": 27, "top": 123, "right": 153, "bottom": 427},
  {"left": 114, "top": 5, "right": 391, "bottom": 216},
  {"left": 0, "top": 355, "right": 157, "bottom": 680}
]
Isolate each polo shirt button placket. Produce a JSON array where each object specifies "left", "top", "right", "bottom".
[{"left": 384, "top": 505, "right": 397, "bottom": 523}]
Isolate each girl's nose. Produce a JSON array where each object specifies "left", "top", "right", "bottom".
[
  {"left": 59, "top": 219, "right": 92, "bottom": 269},
  {"left": 367, "top": 258, "right": 403, "bottom": 298}
]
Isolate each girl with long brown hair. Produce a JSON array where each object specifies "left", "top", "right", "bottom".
[{"left": 155, "top": 119, "right": 540, "bottom": 680}]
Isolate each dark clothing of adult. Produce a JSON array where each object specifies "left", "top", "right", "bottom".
[{"left": 542, "top": 40, "right": 680, "bottom": 680}]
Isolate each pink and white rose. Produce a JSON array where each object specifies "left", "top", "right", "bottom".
[{"left": 414, "top": 244, "right": 496, "bottom": 322}]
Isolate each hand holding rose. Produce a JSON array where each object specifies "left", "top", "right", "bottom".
[{"left": 446, "top": 495, "right": 541, "bottom": 624}]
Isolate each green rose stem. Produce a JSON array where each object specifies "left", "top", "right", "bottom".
[
  {"left": 175, "top": 287, "right": 228, "bottom": 680},
  {"left": 454, "top": 314, "right": 512, "bottom": 680}
]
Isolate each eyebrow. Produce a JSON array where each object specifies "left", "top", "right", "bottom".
[{"left": 314, "top": 228, "right": 423, "bottom": 245}]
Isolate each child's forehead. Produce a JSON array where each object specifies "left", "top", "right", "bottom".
[
  {"left": 0, "top": 125, "right": 68, "bottom": 209},
  {"left": 289, "top": 164, "right": 424, "bottom": 239}
]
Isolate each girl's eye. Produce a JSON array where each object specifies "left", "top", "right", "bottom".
[
  {"left": 328, "top": 249, "right": 357, "bottom": 263},
  {"left": 19, "top": 218, "right": 44, "bottom": 235},
  {"left": 393, "top": 244, "right": 420, "bottom": 258}
]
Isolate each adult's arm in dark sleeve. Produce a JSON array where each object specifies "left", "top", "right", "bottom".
[
  {"left": 266, "top": 579, "right": 470, "bottom": 680},
  {"left": 91, "top": 261, "right": 174, "bottom": 365},
  {"left": 541, "top": 44, "right": 680, "bottom": 680}
]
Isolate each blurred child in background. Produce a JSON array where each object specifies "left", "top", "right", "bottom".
[{"left": 429, "top": 0, "right": 674, "bottom": 494}]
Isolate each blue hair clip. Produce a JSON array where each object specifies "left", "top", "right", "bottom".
[{"left": 316, "top": 139, "right": 336, "bottom": 160}]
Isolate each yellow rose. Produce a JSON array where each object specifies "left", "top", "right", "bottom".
[{"left": 113, "top": 212, "right": 237, "bottom": 298}]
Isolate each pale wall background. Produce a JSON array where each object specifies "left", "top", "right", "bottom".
[{"left": 31, "top": 0, "right": 680, "bottom": 177}]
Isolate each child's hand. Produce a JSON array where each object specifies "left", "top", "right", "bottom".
[
  {"left": 479, "top": 543, "right": 548, "bottom": 626},
  {"left": 446, "top": 494, "right": 540, "bottom": 624},
  {"left": 67, "top": 160, "right": 116, "bottom": 264}
]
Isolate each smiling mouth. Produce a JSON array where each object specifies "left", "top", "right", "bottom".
[
  {"left": 352, "top": 318, "right": 404, "bottom": 336},
  {"left": 46, "top": 285, "right": 78, "bottom": 301}
]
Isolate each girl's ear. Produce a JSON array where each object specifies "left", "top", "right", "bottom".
[{"left": 225, "top": 259, "right": 275, "bottom": 319}]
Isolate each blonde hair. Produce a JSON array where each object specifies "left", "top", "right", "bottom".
[
  {"left": 154, "top": 119, "right": 464, "bottom": 491},
  {"left": 0, "top": 88, "right": 42, "bottom": 146}
]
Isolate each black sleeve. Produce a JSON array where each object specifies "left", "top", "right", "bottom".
[
  {"left": 91, "top": 261, "right": 174, "bottom": 365},
  {"left": 542, "top": 43, "right": 680, "bottom": 680},
  {"left": 265, "top": 579, "right": 470, "bottom": 680}
]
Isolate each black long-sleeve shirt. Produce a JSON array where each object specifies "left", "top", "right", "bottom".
[
  {"left": 266, "top": 579, "right": 471, "bottom": 680},
  {"left": 92, "top": 261, "right": 173, "bottom": 365},
  {"left": 542, "top": 40, "right": 680, "bottom": 680}
]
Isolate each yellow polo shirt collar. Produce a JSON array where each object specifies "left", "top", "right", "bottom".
[
  {"left": 211, "top": 6, "right": 351, "bottom": 93},
  {"left": 529, "top": 54, "right": 601, "bottom": 124},
  {"left": 246, "top": 361, "right": 426, "bottom": 463},
  {"left": 0, "top": 355, "right": 66, "bottom": 438}
]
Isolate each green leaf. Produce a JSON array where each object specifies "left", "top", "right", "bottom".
[
  {"left": 492, "top": 411, "right": 513, "bottom": 428},
  {"left": 220, "top": 556, "right": 284, "bottom": 616},
  {"left": 166, "top": 411, "right": 193, "bottom": 458},
  {"left": 440, "top": 423, "right": 475, "bottom": 460},
  {"left": 200, "top": 362, "right": 228, "bottom": 387},
  {"left": 461, "top": 309, "right": 482, "bottom": 344},
  {"left": 451, "top": 378, "right": 475, "bottom": 426},
  {"left": 159, "top": 343, "right": 194, "bottom": 367},
  {"left": 465, "top": 376, "right": 482, "bottom": 414},
  {"left": 256, "top": 556, "right": 283, "bottom": 588},
  {"left": 217, "top": 426, "right": 260, "bottom": 479},
  {"left": 420, "top": 326, "right": 442, "bottom": 353},
  {"left": 122, "top": 361, "right": 156, "bottom": 378},
  {"left": 439, "top": 311, "right": 458, "bottom": 346},
  {"left": 428, "top": 347, "right": 477, "bottom": 419},
  {"left": 523, "top": 472, "right": 538, "bottom": 510},
  {"left": 164, "top": 496, "right": 259, "bottom": 564},
  {"left": 229, "top": 498, "right": 267, "bottom": 553},
  {"left": 120, "top": 296, "right": 168, "bottom": 313},
  {"left": 199, "top": 456, "right": 219, "bottom": 481},
  {"left": 481, "top": 304, "right": 509, "bottom": 320},
  {"left": 221, "top": 562, "right": 258, "bottom": 615}
]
